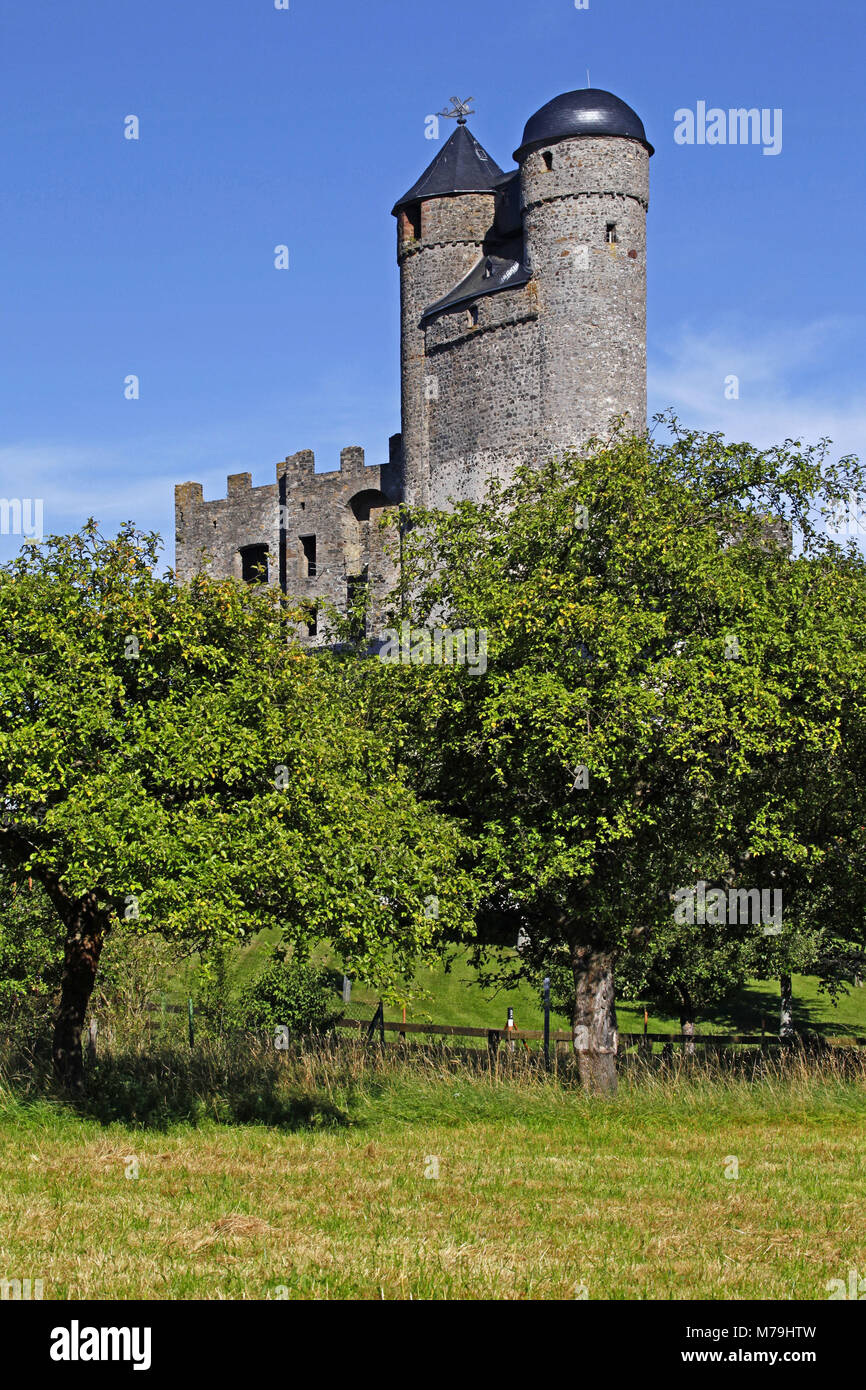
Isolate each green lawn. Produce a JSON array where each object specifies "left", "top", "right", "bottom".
[
  {"left": 1, "top": 1052, "right": 863, "bottom": 1300},
  {"left": 165, "top": 932, "right": 866, "bottom": 1042}
]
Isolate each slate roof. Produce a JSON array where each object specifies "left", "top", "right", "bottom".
[
  {"left": 422, "top": 241, "right": 530, "bottom": 320},
  {"left": 514, "top": 87, "right": 654, "bottom": 161},
  {"left": 392, "top": 124, "right": 506, "bottom": 216}
]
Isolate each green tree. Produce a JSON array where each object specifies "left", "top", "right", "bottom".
[
  {"left": 377, "top": 421, "right": 866, "bottom": 1091},
  {"left": 0, "top": 870, "right": 63, "bottom": 1020},
  {"left": 0, "top": 523, "right": 473, "bottom": 1085}
]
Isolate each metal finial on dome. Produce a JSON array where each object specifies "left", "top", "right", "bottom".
[{"left": 438, "top": 96, "right": 475, "bottom": 126}]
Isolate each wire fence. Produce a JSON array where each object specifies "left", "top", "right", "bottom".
[{"left": 134, "top": 998, "right": 866, "bottom": 1070}]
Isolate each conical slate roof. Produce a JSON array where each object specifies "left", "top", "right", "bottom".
[{"left": 392, "top": 124, "right": 506, "bottom": 216}]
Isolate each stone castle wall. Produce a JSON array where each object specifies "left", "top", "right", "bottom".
[
  {"left": 521, "top": 135, "right": 649, "bottom": 454},
  {"left": 175, "top": 437, "right": 403, "bottom": 639},
  {"left": 174, "top": 122, "right": 650, "bottom": 620}
]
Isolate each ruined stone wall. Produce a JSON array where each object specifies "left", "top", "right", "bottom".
[
  {"left": 174, "top": 474, "right": 279, "bottom": 585},
  {"left": 174, "top": 435, "right": 403, "bottom": 641},
  {"left": 278, "top": 438, "right": 402, "bottom": 640}
]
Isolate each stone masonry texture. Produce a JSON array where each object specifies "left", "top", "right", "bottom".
[{"left": 174, "top": 97, "right": 650, "bottom": 637}]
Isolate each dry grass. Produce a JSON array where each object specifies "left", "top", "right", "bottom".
[{"left": 0, "top": 1040, "right": 863, "bottom": 1300}]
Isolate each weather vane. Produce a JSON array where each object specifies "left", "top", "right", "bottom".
[{"left": 438, "top": 96, "right": 475, "bottom": 126}]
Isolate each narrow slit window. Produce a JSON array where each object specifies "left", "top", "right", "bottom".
[
  {"left": 403, "top": 205, "right": 421, "bottom": 241},
  {"left": 467, "top": 305, "right": 479, "bottom": 327},
  {"left": 543, "top": 150, "right": 554, "bottom": 171},
  {"left": 606, "top": 222, "right": 618, "bottom": 244},
  {"left": 307, "top": 604, "right": 318, "bottom": 638},
  {"left": 300, "top": 534, "right": 317, "bottom": 578}
]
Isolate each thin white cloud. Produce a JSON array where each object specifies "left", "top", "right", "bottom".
[{"left": 649, "top": 316, "right": 866, "bottom": 462}]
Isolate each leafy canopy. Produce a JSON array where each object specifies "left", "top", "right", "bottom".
[
  {"left": 0, "top": 522, "right": 474, "bottom": 995},
  {"left": 375, "top": 420, "right": 866, "bottom": 995}
]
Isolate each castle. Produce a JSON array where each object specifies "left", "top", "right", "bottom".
[{"left": 174, "top": 88, "right": 653, "bottom": 636}]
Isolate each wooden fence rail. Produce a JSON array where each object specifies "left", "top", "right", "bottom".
[{"left": 140, "top": 1002, "right": 865, "bottom": 1049}]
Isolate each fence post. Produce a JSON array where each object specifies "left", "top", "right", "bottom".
[
  {"left": 367, "top": 1000, "right": 385, "bottom": 1047},
  {"left": 188, "top": 997, "right": 195, "bottom": 1050},
  {"left": 543, "top": 977, "right": 551, "bottom": 1072},
  {"left": 487, "top": 1030, "right": 500, "bottom": 1066},
  {"left": 505, "top": 1006, "right": 515, "bottom": 1054},
  {"left": 639, "top": 1009, "right": 650, "bottom": 1060}
]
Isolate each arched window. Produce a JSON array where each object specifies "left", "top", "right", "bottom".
[{"left": 348, "top": 489, "right": 388, "bottom": 522}]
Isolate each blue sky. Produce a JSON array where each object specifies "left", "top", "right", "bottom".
[{"left": 1, "top": 0, "right": 863, "bottom": 563}]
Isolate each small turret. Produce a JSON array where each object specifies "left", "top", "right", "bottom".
[{"left": 393, "top": 115, "right": 504, "bottom": 506}]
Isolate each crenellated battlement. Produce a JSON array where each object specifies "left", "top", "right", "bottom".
[{"left": 174, "top": 435, "right": 404, "bottom": 643}]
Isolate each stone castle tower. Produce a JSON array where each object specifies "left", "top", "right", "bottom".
[{"left": 174, "top": 88, "right": 653, "bottom": 633}]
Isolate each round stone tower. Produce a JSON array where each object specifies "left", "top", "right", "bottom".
[
  {"left": 515, "top": 89, "right": 653, "bottom": 453},
  {"left": 393, "top": 123, "right": 504, "bottom": 506}
]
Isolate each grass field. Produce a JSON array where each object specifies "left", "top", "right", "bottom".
[{"left": 1, "top": 1046, "right": 863, "bottom": 1301}]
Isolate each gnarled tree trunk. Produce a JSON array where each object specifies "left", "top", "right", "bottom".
[
  {"left": 50, "top": 890, "right": 108, "bottom": 1088},
  {"left": 572, "top": 944, "right": 618, "bottom": 1094}
]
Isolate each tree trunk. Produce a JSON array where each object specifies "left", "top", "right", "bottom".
[
  {"left": 51, "top": 892, "right": 108, "bottom": 1088},
  {"left": 572, "top": 945, "right": 618, "bottom": 1094},
  {"left": 679, "top": 987, "right": 696, "bottom": 1057},
  {"left": 780, "top": 973, "right": 794, "bottom": 1041}
]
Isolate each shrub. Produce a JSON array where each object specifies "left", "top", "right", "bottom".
[{"left": 231, "top": 948, "right": 341, "bottom": 1036}]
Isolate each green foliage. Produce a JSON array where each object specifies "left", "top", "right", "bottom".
[
  {"left": 230, "top": 947, "right": 340, "bottom": 1034},
  {"left": 0, "top": 522, "right": 476, "bottom": 1005},
  {"left": 0, "top": 872, "right": 63, "bottom": 1018},
  {"left": 372, "top": 419, "right": 866, "bottom": 1008}
]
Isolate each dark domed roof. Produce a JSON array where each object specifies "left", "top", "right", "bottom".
[{"left": 514, "top": 88, "right": 653, "bottom": 161}]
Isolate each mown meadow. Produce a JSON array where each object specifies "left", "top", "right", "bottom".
[{"left": 1, "top": 1038, "right": 863, "bottom": 1301}]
